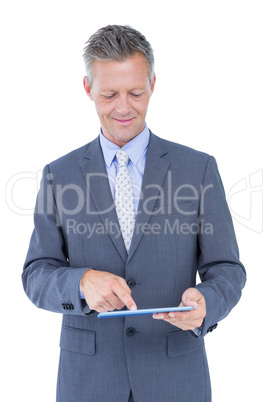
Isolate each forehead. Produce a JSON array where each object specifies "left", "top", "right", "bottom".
[{"left": 91, "top": 53, "right": 150, "bottom": 88}]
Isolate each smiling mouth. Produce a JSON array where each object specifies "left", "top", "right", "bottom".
[{"left": 113, "top": 117, "right": 135, "bottom": 124}]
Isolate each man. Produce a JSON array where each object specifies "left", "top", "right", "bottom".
[{"left": 22, "top": 25, "right": 246, "bottom": 402}]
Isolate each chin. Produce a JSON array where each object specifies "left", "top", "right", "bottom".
[
  {"left": 112, "top": 130, "right": 138, "bottom": 143},
  {"left": 120, "top": 134, "right": 137, "bottom": 143}
]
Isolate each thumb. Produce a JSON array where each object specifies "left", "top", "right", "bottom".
[{"left": 181, "top": 288, "right": 199, "bottom": 309}]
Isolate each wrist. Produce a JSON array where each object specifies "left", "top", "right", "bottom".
[{"left": 80, "top": 268, "right": 94, "bottom": 296}]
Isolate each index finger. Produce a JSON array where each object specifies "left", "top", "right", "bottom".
[
  {"left": 113, "top": 282, "right": 137, "bottom": 311},
  {"left": 117, "top": 277, "right": 132, "bottom": 294}
]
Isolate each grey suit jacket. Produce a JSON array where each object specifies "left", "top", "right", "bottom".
[{"left": 22, "top": 132, "right": 246, "bottom": 402}]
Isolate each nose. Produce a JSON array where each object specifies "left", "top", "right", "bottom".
[{"left": 115, "top": 95, "right": 131, "bottom": 115}]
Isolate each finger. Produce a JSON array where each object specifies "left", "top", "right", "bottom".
[
  {"left": 117, "top": 277, "right": 132, "bottom": 294},
  {"left": 152, "top": 313, "right": 195, "bottom": 330},
  {"left": 153, "top": 312, "right": 169, "bottom": 320},
  {"left": 168, "top": 308, "right": 200, "bottom": 318},
  {"left": 152, "top": 310, "right": 197, "bottom": 320},
  {"left": 182, "top": 288, "right": 203, "bottom": 309},
  {"left": 167, "top": 309, "right": 205, "bottom": 329},
  {"left": 153, "top": 310, "right": 201, "bottom": 325},
  {"left": 96, "top": 284, "right": 126, "bottom": 311},
  {"left": 95, "top": 301, "right": 115, "bottom": 313},
  {"left": 104, "top": 293, "right": 126, "bottom": 310},
  {"left": 113, "top": 283, "right": 137, "bottom": 310}
]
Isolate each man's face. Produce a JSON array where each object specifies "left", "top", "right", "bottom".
[{"left": 83, "top": 53, "right": 156, "bottom": 147}]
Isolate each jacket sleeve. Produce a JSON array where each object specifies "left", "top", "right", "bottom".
[
  {"left": 22, "top": 164, "right": 90, "bottom": 315},
  {"left": 195, "top": 156, "right": 246, "bottom": 336}
]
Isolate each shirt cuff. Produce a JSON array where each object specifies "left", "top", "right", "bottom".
[
  {"left": 79, "top": 286, "right": 85, "bottom": 299},
  {"left": 192, "top": 326, "right": 202, "bottom": 336}
]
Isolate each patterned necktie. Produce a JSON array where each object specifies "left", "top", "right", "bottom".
[{"left": 115, "top": 149, "right": 135, "bottom": 253}]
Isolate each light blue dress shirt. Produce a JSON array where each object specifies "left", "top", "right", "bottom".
[{"left": 99, "top": 123, "right": 150, "bottom": 216}]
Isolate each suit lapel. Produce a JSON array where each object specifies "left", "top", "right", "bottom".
[
  {"left": 80, "top": 137, "right": 127, "bottom": 263},
  {"left": 127, "top": 133, "right": 170, "bottom": 262},
  {"left": 80, "top": 134, "right": 170, "bottom": 264}
]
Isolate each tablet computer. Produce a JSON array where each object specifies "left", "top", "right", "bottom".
[{"left": 98, "top": 306, "right": 193, "bottom": 318}]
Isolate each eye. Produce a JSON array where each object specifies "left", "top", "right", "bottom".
[
  {"left": 131, "top": 93, "right": 142, "bottom": 98},
  {"left": 103, "top": 94, "right": 116, "bottom": 99}
]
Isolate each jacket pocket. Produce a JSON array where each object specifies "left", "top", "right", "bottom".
[
  {"left": 60, "top": 325, "right": 96, "bottom": 355},
  {"left": 167, "top": 330, "right": 203, "bottom": 357}
]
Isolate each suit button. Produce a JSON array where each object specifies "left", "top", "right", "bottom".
[
  {"left": 126, "top": 327, "right": 136, "bottom": 337},
  {"left": 127, "top": 279, "right": 136, "bottom": 288},
  {"left": 207, "top": 323, "right": 218, "bottom": 333},
  {"left": 62, "top": 303, "right": 66, "bottom": 310}
]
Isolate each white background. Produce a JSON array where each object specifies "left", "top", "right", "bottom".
[{"left": 1, "top": 1, "right": 267, "bottom": 401}]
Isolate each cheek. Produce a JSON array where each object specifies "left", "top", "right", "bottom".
[
  {"left": 135, "top": 98, "right": 150, "bottom": 114},
  {"left": 96, "top": 103, "right": 114, "bottom": 119},
  {"left": 128, "top": 104, "right": 143, "bottom": 117}
]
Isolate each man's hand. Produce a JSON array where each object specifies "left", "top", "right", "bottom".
[
  {"left": 80, "top": 270, "right": 137, "bottom": 313},
  {"left": 153, "top": 288, "right": 206, "bottom": 331}
]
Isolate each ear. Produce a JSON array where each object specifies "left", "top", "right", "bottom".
[
  {"left": 83, "top": 76, "right": 93, "bottom": 100},
  {"left": 150, "top": 74, "right": 156, "bottom": 96}
]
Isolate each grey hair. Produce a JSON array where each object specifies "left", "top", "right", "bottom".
[{"left": 83, "top": 25, "right": 155, "bottom": 85}]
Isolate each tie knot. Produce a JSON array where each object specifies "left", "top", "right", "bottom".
[{"left": 116, "top": 149, "right": 129, "bottom": 167}]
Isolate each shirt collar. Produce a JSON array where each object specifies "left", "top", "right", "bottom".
[{"left": 99, "top": 123, "right": 150, "bottom": 168}]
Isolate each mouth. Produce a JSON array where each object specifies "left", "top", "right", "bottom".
[{"left": 113, "top": 117, "right": 135, "bottom": 125}]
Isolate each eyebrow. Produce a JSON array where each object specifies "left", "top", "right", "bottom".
[{"left": 101, "top": 88, "right": 145, "bottom": 93}]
